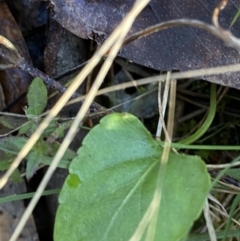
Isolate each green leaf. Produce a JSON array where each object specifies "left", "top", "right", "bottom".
[
  {"left": 48, "top": 120, "right": 73, "bottom": 139},
  {"left": 40, "top": 156, "right": 70, "bottom": 169},
  {"left": 19, "top": 121, "right": 38, "bottom": 135},
  {"left": 0, "top": 160, "right": 11, "bottom": 170},
  {"left": 25, "top": 141, "right": 75, "bottom": 177},
  {"left": 0, "top": 116, "right": 27, "bottom": 130},
  {"left": 54, "top": 113, "right": 210, "bottom": 241},
  {"left": 11, "top": 168, "right": 22, "bottom": 183},
  {"left": 25, "top": 139, "right": 53, "bottom": 179},
  {"left": 26, "top": 149, "right": 43, "bottom": 180},
  {"left": 47, "top": 142, "right": 76, "bottom": 160},
  {"left": 0, "top": 159, "right": 22, "bottom": 183},
  {"left": 0, "top": 136, "right": 27, "bottom": 155},
  {"left": 42, "top": 120, "right": 59, "bottom": 138},
  {"left": 27, "top": 77, "right": 47, "bottom": 116}
]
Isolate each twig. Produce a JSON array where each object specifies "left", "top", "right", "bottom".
[{"left": 123, "top": 19, "right": 240, "bottom": 52}]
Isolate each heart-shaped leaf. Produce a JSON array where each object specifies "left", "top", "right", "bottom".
[{"left": 54, "top": 113, "right": 210, "bottom": 241}]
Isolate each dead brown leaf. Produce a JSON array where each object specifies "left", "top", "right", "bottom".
[
  {"left": 0, "top": 0, "right": 31, "bottom": 113},
  {"left": 49, "top": 0, "right": 240, "bottom": 89}
]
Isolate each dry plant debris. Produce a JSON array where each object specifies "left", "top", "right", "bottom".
[{"left": 50, "top": 0, "right": 240, "bottom": 89}]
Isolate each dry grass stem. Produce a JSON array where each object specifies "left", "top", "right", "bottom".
[
  {"left": 204, "top": 200, "right": 217, "bottom": 241},
  {"left": 129, "top": 79, "right": 176, "bottom": 241},
  {"left": 8, "top": 0, "right": 151, "bottom": 240},
  {"left": 155, "top": 71, "right": 171, "bottom": 140},
  {"left": 67, "top": 63, "right": 240, "bottom": 107}
]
